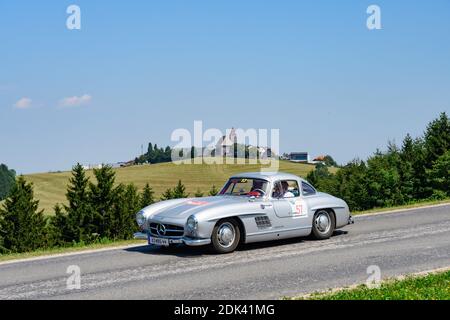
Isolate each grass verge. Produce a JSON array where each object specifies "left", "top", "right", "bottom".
[
  {"left": 354, "top": 198, "right": 450, "bottom": 216},
  {"left": 288, "top": 269, "right": 450, "bottom": 300}
]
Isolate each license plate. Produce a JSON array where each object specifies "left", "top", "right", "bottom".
[{"left": 148, "top": 236, "right": 170, "bottom": 247}]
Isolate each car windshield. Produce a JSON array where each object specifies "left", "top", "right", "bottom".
[{"left": 220, "top": 178, "right": 269, "bottom": 197}]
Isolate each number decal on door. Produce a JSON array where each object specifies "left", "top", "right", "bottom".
[{"left": 292, "top": 200, "right": 306, "bottom": 217}]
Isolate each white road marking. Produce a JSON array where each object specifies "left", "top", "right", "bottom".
[{"left": 0, "top": 242, "right": 147, "bottom": 267}]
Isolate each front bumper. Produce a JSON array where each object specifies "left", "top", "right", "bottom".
[{"left": 133, "top": 232, "right": 211, "bottom": 247}]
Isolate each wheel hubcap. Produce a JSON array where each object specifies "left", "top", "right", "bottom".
[
  {"left": 315, "top": 212, "right": 331, "bottom": 233},
  {"left": 217, "top": 223, "right": 236, "bottom": 248}
]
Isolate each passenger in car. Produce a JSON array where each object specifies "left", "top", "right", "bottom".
[{"left": 281, "top": 181, "right": 295, "bottom": 198}]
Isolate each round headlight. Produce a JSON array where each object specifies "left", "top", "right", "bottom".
[
  {"left": 136, "top": 211, "right": 146, "bottom": 227},
  {"left": 187, "top": 216, "right": 198, "bottom": 232}
]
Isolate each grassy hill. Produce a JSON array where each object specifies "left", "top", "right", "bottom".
[{"left": 24, "top": 159, "right": 324, "bottom": 215}]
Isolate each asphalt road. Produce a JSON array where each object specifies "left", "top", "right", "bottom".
[{"left": 0, "top": 204, "right": 449, "bottom": 300}]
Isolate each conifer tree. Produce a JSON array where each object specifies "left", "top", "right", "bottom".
[
  {"left": 161, "top": 188, "right": 174, "bottom": 201},
  {"left": 0, "top": 164, "right": 16, "bottom": 201},
  {"left": 424, "top": 112, "right": 450, "bottom": 166},
  {"left": 427, "top": 150, "right": 450, "bottom": 198},
  {"left": 399, "top": 134, "right": 415, "bottom": 201},
  {"left": 47, "top": 204, "right": 69, "bottom": 247},
  {"left": 112, "top": 184, "right": 141, "bottom": 239},
  {"left": 194, "top": 189, "right": 204, "bottom": 197},
  {"left": 140, "top": 183, "right": 155, "bottom": 208},
  {"left": 0, "top": 177, "right": 46, "bottom": 253},
  {"left": 172, "top": 180, "right": 189, "bottom": 199},
  {"left": 209, "top": 185, "right": 219, "bottom": 196},
  {"left": 89, "top": 165, "right": 117, "bottom": 238},
  {"left": 65, "top": 163, "right": 93, "bottom": 242},
  {"left": 147, "top": 143, "right": 153, "bottom": 159}
]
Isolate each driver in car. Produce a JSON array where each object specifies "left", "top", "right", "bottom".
[{"left": 250, "top": 180, "right": 265, "bottom": 197}]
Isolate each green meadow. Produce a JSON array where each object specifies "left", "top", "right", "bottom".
[{"left": 24, "top": 159, "right": 321, "bottom": 215}]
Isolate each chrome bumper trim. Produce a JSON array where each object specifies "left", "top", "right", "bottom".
[
  {"left": 183, "top": 238, "right": 211, "bottom": 246},
  {"left": 133, "top": 232, "right": 148, "bottom": 240},
  {"left": 133, "top": 232, "right": 211, "bottom": 247}
]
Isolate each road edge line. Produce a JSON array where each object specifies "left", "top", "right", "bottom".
[
  {"left": 0, "top": 242, "right": 147, "bottom": 266},
  {"left": 354, "top": 202, "right": 450, "bottom": 218}
]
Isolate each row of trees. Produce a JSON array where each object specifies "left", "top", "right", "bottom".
[
  {"left": 0, "top": 164, "right": 215, "bottom": 254},
  {"left": 135, "top": 143, "right": 173, "bottom": 165},
  {"left": 0, "top": 164, "right": 16, "bottom": 201},
  {"left": 160, "top": 182, "right": 219, "bottom": 200},
  {"left": 307, "top": 113, "right": 450, "bottom": 211},
  {"left": 134, "top": 142, "right": 277, "bottom": 166}
]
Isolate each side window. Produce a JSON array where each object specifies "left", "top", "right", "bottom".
[
  {"left": 285, "top": 181, "right": 300, "bottom": 197},
  {"left": 272, "top": 180, "right": 300, "bottom": 198},
  {"left": 302, "top": 182, "right": 316, "bottom": 196}
]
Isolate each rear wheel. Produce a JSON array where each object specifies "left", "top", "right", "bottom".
[
  {"left": 211, "top": 219, "right": 241, "bottom": 254},
  {"left": 311, "top": 210, "right": 335, "bottom": 240}
]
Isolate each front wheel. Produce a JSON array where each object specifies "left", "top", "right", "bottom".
[
  {"left": 311, "top": 210, "right": 335, "bottom": 240},
  {"left": 211, "top": 219, "right": 241, "bottom": 254}
]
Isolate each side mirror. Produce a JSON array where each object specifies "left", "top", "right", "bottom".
[{"left": 284, "top": 193, "right": 295, "bottom": 199}]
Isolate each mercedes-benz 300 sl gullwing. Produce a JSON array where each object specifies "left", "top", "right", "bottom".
[{"left": 135, "top": 172, "right": 354, "bottom": 254}]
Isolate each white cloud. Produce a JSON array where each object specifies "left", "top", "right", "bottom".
[
  {"left": 14, "top": 97, "right": 32, "bottom": 109},
  {"left": 59, "top": 94, "right": 92, "bottom": 107}
]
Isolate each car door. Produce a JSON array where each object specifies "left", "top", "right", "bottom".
[{"left": 272, "top": 198, "right": 293, "bottom": 218}]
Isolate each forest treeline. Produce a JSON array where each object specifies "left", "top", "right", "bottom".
[{"left": 307, "top": 112, "right": 449, "bottom": 211}]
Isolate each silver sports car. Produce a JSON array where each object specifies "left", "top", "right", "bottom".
[{"left": 135, "top": 172, "right": 354, "bottom": 254}]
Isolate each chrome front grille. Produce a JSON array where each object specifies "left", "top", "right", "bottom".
[{"left": 149, "top": 222, "right": 184, "bottom": 238}]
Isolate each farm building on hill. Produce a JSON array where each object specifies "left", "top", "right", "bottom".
[
  {"left": 288, "top": 153, "right": 327, "bottom": 164},
  {"left": 289, "top": 152, "right": 309, "bottom": 163}
]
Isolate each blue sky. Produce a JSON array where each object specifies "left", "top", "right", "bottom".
[{"left": 1, "top": 0, "right": 449, "bottom": 174}]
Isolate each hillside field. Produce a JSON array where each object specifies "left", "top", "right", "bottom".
[{"left": 24, "top": 159, "right": 325, "bottom": 215}]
